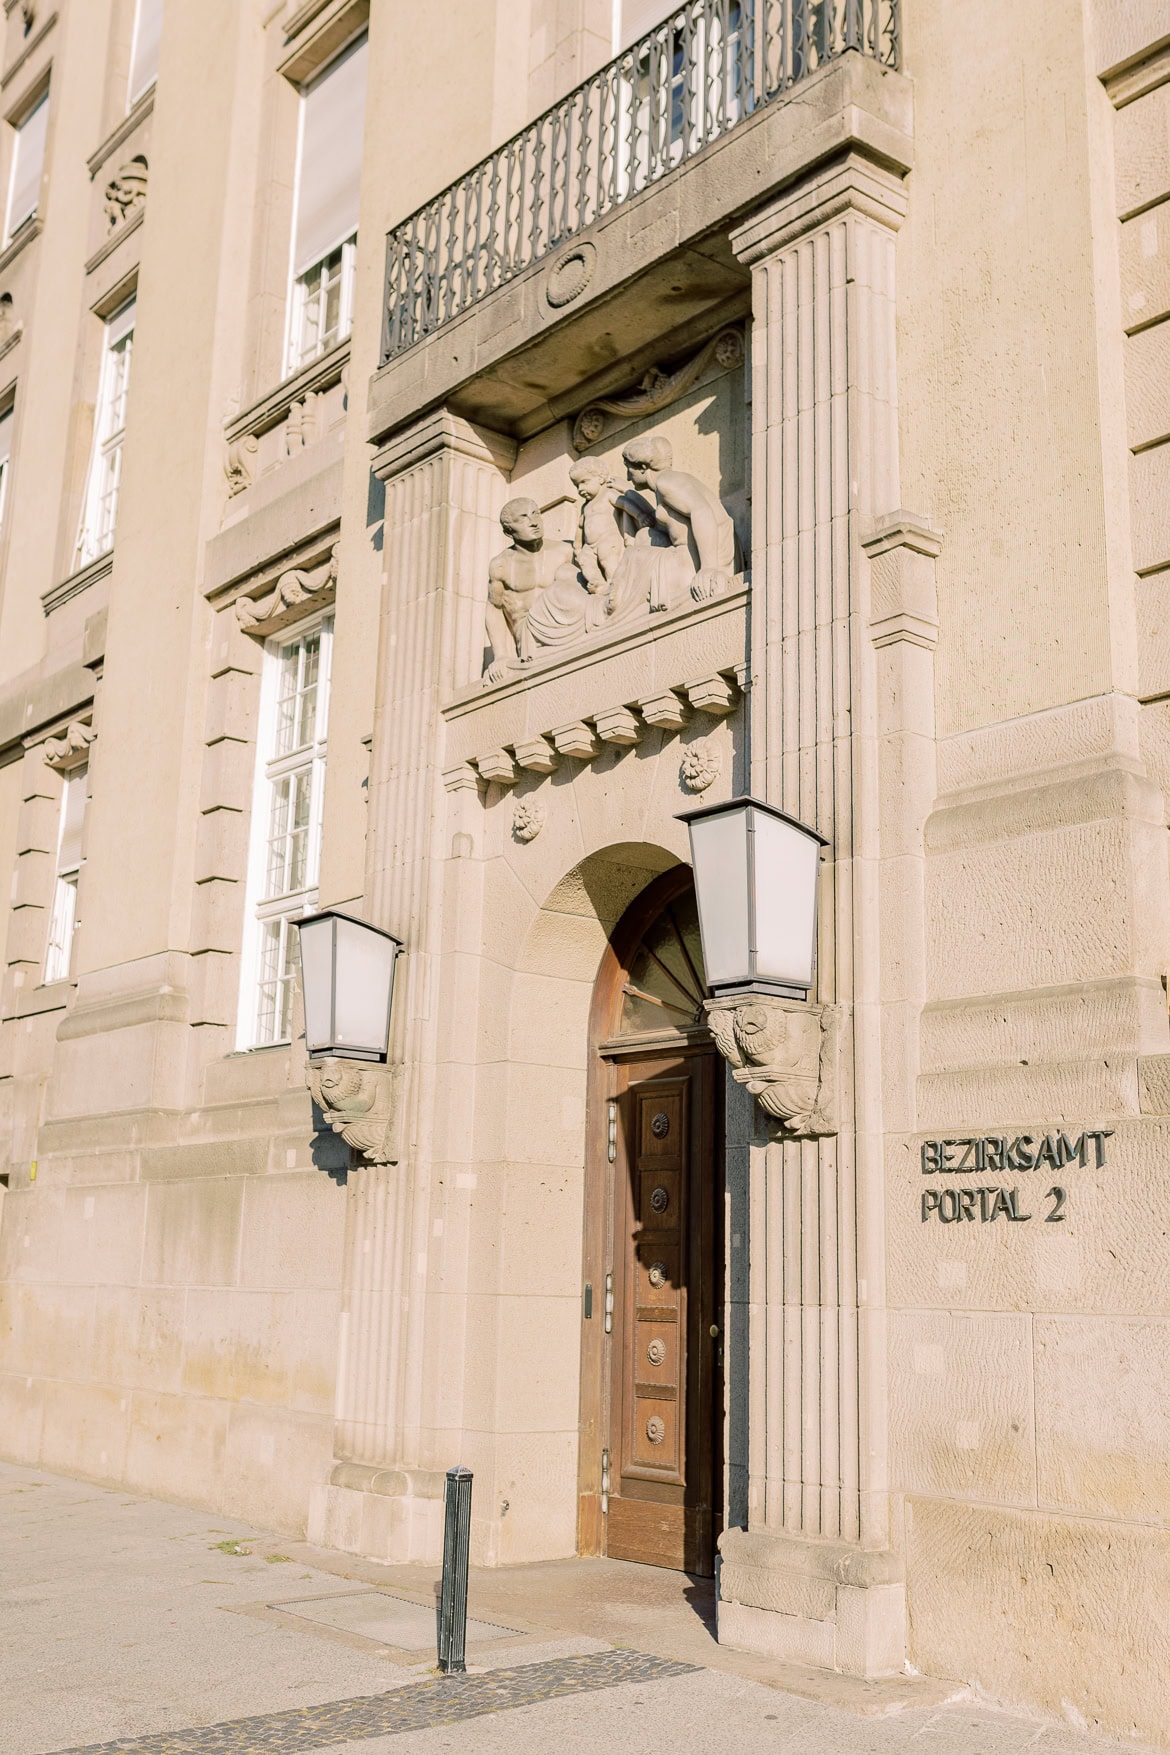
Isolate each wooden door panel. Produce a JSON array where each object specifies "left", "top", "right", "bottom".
[
  {"left": 606, "top": 1497, "right": 687, "bottom": 1568},
  {"left": 601, "top": 1056, "right": 719, "bottom": 1574},
  {"left": 620, "top": 1076, "right": 688, "bottom": 1495}
]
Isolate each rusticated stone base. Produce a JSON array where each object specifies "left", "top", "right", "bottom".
[
  {"left": 717, "top": 1527, "right": 906, "bottom": 1679},
  {"left": 307, "top": 1461, "right": 447, "bottom": 1565}
]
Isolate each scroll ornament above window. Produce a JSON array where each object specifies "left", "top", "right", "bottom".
[
  {"left": 103, "top": 156, "right": 148, "bottom": 232},
  {"left": 236, "top": 544, "right": 338, "bottom": 640},
  {"left": 43, "top": 719, "right": 96, "bottom": 772}
]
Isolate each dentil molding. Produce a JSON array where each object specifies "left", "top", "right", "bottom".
[
  {"left": 706, "top": 994, "right": 840, "bottom": 1136},
  {"left": 308, "top": 1056, "right": 400, "bottom": 1165}
]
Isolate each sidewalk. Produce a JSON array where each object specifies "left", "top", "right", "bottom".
[{"left": 0, "top": 1461, "right": 1159, "bottom": 1755}]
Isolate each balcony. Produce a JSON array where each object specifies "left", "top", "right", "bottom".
[
  {"left": 369, "top": 1, "right": 910, "bottom": 448},
  {"left": 381, "top": 0, "right": 899, "bottom": 365}
]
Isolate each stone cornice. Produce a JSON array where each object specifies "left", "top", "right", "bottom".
[
  {"left": 84, "top": 201, "right": 144, "bottom": 276},
  {"left": 0, "top": 10, "right": 55, "bottom": 96},
  {"left": 87, "top": 85, "right": 154, "bottom": 179}
]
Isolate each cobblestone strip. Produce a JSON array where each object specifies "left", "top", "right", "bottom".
[{"left": 53, "top": 1649, "right": 699, "bottom": 1755}]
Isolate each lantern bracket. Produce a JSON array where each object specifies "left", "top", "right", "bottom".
[
  {"left": 308, "top": 1056, "right": 402, "bottom": 1166},
  {"left": 705, "top": 993, "right": 839, "bottom": 1137}
]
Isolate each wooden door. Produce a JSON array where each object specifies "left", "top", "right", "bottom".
[{"left": 603, "top": 1047, "right": 721, "bottom": 1574}]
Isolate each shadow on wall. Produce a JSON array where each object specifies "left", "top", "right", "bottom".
[{"left": 310, "top": 1100, "right": 351, "bottom": 1184}]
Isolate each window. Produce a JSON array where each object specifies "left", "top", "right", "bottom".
[
  {"left": 240, "top": 618, "right": 332, "bottom": 1048},
  {"left": 44, "top": 762, "right": 87, "bottom": 983},
  {"left": 0, "top": 403, "right": 13, "bottom": 536},
  {"left": 5, "top": 88, "right": 48, "bottom": 244},
  {"left": 128, "top": 0, "right": 164, "bottom": 107},
  {"left": 286, "top": 34, "right": 367, "bottom": 373},
  {"left": 616, "top": 2, "right": 747, "bottom": 191},
  {"left": 75, "top": 297, "right": 135, "bottom": 568}
]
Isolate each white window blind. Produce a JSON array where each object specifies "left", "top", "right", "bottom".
[
  {"left": 293, "top": 35, "right": 367, "bottom": 277},
  {"left": 6, "top": 90, "right": 48, "bottom": 242},
  {"left": 128, "top": 0, "right": 164, "bottom": 106}
]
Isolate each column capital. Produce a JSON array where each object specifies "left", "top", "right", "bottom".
[
  {"left": 371, "top": 407, "right": 517, "bottom": 484},
  {"left": 729, "top": 151, "right": 909, "bottom": 267}
]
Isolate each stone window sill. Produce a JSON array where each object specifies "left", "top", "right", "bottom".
[
  {"left": 226, "top": 338, "right": 350, "bottom": 448},
  {"left": 42, "top": 549, "right": 112, "bottom": 617}
]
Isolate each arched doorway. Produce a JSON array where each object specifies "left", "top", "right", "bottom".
[{"left": 578, "top": 866, "right": 723, "bottom": 1576}]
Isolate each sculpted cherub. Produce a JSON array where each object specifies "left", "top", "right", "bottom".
[
  {"left": 482, "top": 498, "right": 575, "bottom": 684},
  {"left": 568, "top": 458, "right": 626, "bottom": 596}
]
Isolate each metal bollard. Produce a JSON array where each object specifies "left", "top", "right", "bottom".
[{"left": 437, "top": 1465, "right": 473, "bottom": 1674}]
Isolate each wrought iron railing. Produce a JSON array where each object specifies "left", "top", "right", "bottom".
[{"left": 381, "top": 0, "right": 898, "bottom": 362}]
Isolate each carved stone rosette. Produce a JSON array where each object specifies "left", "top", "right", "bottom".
[
  {"left": 705, "top": 994, "right": 839, "bottom": 1136},
  {"left": 308, "top": 1057, "right": 400, "bottom": 1165}
]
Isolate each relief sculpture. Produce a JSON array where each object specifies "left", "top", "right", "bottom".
[{"left": 481, "top": 438, "right": 739, "bottom": 685}]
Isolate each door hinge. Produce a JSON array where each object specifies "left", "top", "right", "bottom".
[
  {"left": 607, "top": 1101, "right": 617, "bottom": 1163},
  {"left": 604, "top": 1270, "right": 614, "bottom": 1334},
  {"left": 601, "top": 1446, "right": 610, "bottom": 1514}
]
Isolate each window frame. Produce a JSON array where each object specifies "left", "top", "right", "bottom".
[
  {"left": 43, "top": 760, "right": 88, "bottom": 986},
  {"left": 75, "top": 295, "right": 136, "bottom": 570},
  {"left": 236, "top": 610, "right": 334, "bottom": 1051},
  {"left": 286, "top": 232, "right": 357, "bottom": 375},
  {"left": 0, "top": 397, "right": 15, "bottom": 541}
]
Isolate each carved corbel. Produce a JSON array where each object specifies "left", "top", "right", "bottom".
[
  {"left": 308, "top": 1057, "right": 400, "bottom": 1165},
  {"left": 705, "top": 994, "right": 840, "bottom": 1136},
  {"left": 225, "top": 433, "right": 258, "bottom": 498}
]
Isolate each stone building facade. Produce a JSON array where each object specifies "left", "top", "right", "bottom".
[{"left": 0, "top": 0, "right": 1168, "bottom": 1740}]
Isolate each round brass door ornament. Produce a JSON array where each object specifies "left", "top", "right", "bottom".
[
  {"left": 545, "top": 241, "right": 596, "bottom": 308},
  {"left": 651, "top": 1112, "right": 670, "bottom": 1138},
  {"left": 646, "top": 1415, "right": 666, "bottom": 1444},
  {"left": 647, "top": 1261, "right": 668, "bottom": 1289},
  {"left": 650, "top": 1185, "right": 669, "bottom": 1213},
  {"left": 646, "top": 1337, "right": 667, "bottom": 1366}
]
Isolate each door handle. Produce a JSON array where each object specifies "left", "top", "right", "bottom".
[{"left": 709, "top": 1324, "right": 720, "bottom": 1338}]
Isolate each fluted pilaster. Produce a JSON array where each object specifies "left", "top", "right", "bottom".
[
  {"left": 730, "top": 155, "right": 907, "bottom": 1553},
  {"left": 331, "top": 412, "right": 514, "bottom": 1468}
]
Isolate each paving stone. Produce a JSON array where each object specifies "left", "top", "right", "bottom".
[{"left": 49, "top": 1651, "right": 697, "bottom": 1755}]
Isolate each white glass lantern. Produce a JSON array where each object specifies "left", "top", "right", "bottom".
[
  {"left": 677, "top": 797, "right": 828, "bottom": 996},
  {"left": 295, "top": 909, "right": 402, "bottom": 1061}
]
